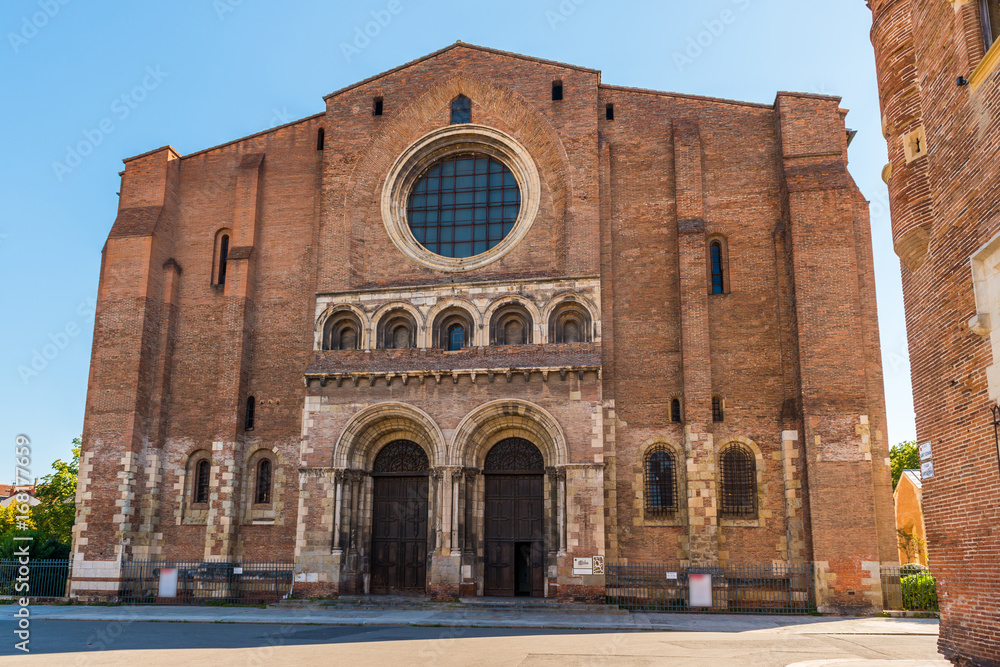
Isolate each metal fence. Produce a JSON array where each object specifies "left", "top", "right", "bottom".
[
  {"left": 0, "top": 559, "right": 71, "bottom": 599},
  {"left": 120, "top": 560, "right": 294, "bottom": 605},
  {"left": 606, "top": 561, "right": 815, "bottom": 614},
  {"left": 880, "top": 565, "right": 939, "bottom": 612}
]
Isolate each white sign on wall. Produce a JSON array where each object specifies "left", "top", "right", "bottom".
[
  {"left": 919, "top": 442, "right": 933, "bottom": 461},
  {"left": 573, "top": 557, "right": 594, "bottom": 575},
  {"left": 921, "top": 460, "right": 935, "bottom": 480}
]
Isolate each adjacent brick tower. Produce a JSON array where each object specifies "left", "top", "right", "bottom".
[
  {"left": 869, "top": 0, "right": 1000, "bottom": 664},
  {"left": 72, "top": 43, "right": 896, "bottom": 612}
]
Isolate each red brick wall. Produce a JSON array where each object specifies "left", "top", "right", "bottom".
[{"left": 870, "top": 0, "right": 1000, "bottom": 663}]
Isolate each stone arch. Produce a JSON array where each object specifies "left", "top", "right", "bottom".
[
  {"left": 542, "top": 293, "right": 601, "bottom": 343},
  {"left": 371, "top": 301, "right": 425, "bottom": 348},
  {"left": 316, "top": 304, "right": 369, "bottom": 350},
  {"left": 450, "top": 399, "right": 569, "bottom": 468},
  {"left": 335, "top": 402, "right": 447, "bottom": 470},
  {"left": 484, "top": 295, "right": 541, "bottom": 345},
  {"left": 426, "top": 297, "right": 483, "bottom": 347}
]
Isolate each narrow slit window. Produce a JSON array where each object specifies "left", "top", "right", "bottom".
[
  {"left": 451, "top": 95, "right": 471, "bottom": 124},
  {"left": 245, "top": 395, "right": 255, "bottom": 431},
  {"left": 373, "top": 96, "right": 384, "bottom": 116},
  {"left": 671, "top": 398, "right": 682, "bottom": 423},
  {"left": 605, "top": 103, "right": 615, "bottom": 121},
  {"left": 218, "top": 234, "right": 230, "bottom": 286},
  {"left": 710, "top": 241, "right": 725, "bottom": 294},
  {"left": 712, "top": 396, "right": 724, "bottom": 423},
  {"left": 552, "top": 80, "right": 563, "bottom": 101},
  {"left": 255, "top": 459, "right": 272, "bottom": 504},
  {"left": 194, "top": 459, "right": 210, "bottom": 504},
  {"left": 316, "top": 127, "right": 325, "bottom": 150}
]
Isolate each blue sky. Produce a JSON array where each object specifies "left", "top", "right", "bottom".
[{"left": 0, "top": 0, "right": 914, "bottom": 484}]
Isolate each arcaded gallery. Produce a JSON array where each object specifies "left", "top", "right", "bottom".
[{"left": 72, "top": 44, "right": 897, "bottom": 609}]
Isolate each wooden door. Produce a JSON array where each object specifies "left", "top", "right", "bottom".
[
  {"left": 484, "top": 474, "right": 544, "bottom": 596},
  {"left": 371, "top": 475, "right": 428, "bottom": 594}
]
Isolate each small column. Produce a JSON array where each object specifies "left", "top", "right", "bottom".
[
  {"left": 557, "top": 468, "right": 568, "bottom": 554},
  {"left": 332, "top": 470, "right": 344, "bottom": 554}
]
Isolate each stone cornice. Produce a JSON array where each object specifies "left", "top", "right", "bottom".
[{"left": 305, "top": 364, "right": 601, "bottom": 388}]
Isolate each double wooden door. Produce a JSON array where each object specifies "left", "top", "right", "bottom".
[
  {"left": 370, "top": 475, "right": 428, "bottom": 594},
  {"left": 484, "top": 474, "right": 544, "bottom": 597}
]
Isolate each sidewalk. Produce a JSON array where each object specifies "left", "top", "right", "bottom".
[{"left": 27, "top": 603, "right": 940, "bottom": 635}]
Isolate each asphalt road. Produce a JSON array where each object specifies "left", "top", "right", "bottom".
[{"left": 0, "top": 620, "right": 945, "bottom": 667}]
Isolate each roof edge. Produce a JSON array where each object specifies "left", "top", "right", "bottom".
[
  {"left": 323, "top": 41, "right": 601, "bottom": 101},
  {"left": 599, "top": 84, "right": 773, "bottom": 110},
  {"left": 181, "top": 112, "right": 324, "bottom": 161}
]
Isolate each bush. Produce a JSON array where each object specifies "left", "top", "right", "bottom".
[
  {"left": 899, "top": 563, "right": 928, "bottom": 577},
  {"left": 900, "top": 572, "right": 938, "bottom": 611}
]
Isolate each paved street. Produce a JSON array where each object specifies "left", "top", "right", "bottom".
[{"left": 0, "top": 606, "right": 946, "bottom": 666}]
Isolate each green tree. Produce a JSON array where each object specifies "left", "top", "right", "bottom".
[
  {"left": 31, "top": 437, "right": 79, "bottom": 547},
  {"left": 890, "top": 440, "right": 921, "bottom": 489}
]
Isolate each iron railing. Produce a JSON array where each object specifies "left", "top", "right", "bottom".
[
  {"left": 0, "top": 559, "right": 71, "bottom": 598},
  {"left": 120, "top": 560, "right": 293, "bottom": 605},
  {"left": 880, "top": 564, "right": 939, "bottom": 612},
  {"left": 606, "top": 561, "right": 815, "bottom": 614}
]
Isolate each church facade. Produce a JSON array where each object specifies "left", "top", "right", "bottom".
[{"left": 71, "top": 43, "right": 896, "bottom": 609}]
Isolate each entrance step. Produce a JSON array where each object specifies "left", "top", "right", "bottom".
[{"left": 275, "top": 595, "right": 627, "bottom": 615}]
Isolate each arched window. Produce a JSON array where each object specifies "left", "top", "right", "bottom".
[
  {"left": 549, "top": 300, "right": 592, "bottom": 344},
  {"left": 244, "top": 396, "right": 255, "bottom": 431},
  {"left": 194, "top": 459, "right": 210, "bottom": 504},
  {"left": 719, "top": 444, "right": 757, "bottom": 519},
  {"left": 450, "top": 95, "right": 471, "bottom": 124},
  {"left": 712, "top": 396, "right": 724, "bottom": 423},
  {"left": 981, "top": 0, "right": 1000, "bottom": 49},
  {"left": 710, "top": 240, "right": 725, "bottom": 294},
  {"left": 377, "top": 309, "right": 417, "bottom": 349},
  {"left": 212, "top": 230, "right": 231, "bottom": 287},
  {"left": 490, "top": 303, "right": 533, "bottom": 346},
  {"left": 316, "top": 127, "right": 325, "bottom": 151},
  {"left": 671, "top": 398, "right": 682, "bottom": 423},
  {"left": 433, "top": 307, "right": 475, "bottom": 350},
  {"left": 552, "top": 80, "right": 563, "bottom": 101},
  {"left": 323, "top": 311, "right": 363, "bottom": 351},
  {"left": 645, "top": 446, "right": 678, "bottom": 514},
  {"left": 255, "top": 458, "right": 272, "bottom": 504}
]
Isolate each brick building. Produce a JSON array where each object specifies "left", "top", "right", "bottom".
[
  {"left": 868, "top": 0, "right": 1000, "bottom": 663},
  {"left": 71, "top": 43, "right": 896, "bottom": 609}
]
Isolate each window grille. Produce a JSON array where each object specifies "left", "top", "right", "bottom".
[
  {"left": 719, "top": 444, "right": 757, "bottom": 519},
  {"left": 194, "top": 459, "right": 210, "bottom": 504},
  {"left": 255, "top": 459, "right": 271, "bottom": 504},
  {"left": 645, "top": 446, "right": 678, "bottom": 514}
]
